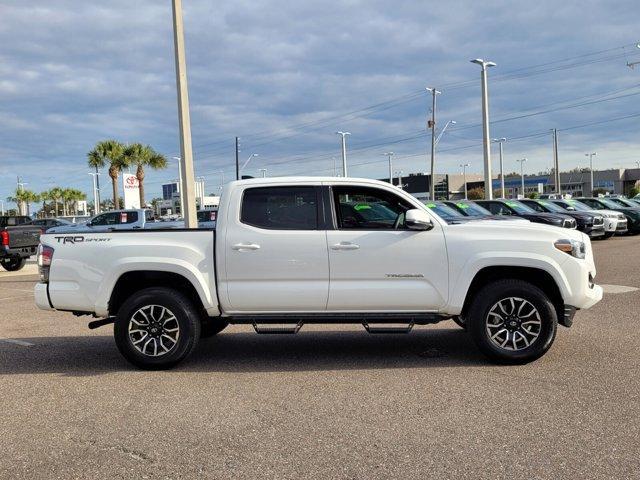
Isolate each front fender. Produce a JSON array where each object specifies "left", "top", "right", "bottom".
[{"left": 446, "top": 252, "right": 570, "bottom": 314}]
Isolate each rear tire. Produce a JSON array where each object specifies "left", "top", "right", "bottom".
[
  {"left": 114, "top": 287, "right": 201, "bottom": 370},
  {"left": 467, "top": 279, "right": 557, "bottom": 364},
  {"left": 1, "top": 257, "right": 26, "bottom": 271}
]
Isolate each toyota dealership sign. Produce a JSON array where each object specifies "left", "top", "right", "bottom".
[{"left": 122, "top": 173, "right": 140, "bottom": 209}]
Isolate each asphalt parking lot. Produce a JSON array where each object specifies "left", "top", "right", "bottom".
[{"left": 1, "top": 239, "right": 639, "bottom": 480}]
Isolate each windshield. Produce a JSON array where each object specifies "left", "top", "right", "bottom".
[
  {"left": 598, "top": 198, "right": 626, "bottom": 209},
  {"left": 451, "top": 201, "right": 491, "bottom": 216},
  {"left": 504, "top": 201, "right": 536, "bottom": 214},
  {"left": 557, "top": 200, "right": 593, "bottom": 212},
  {"left": 535, "top": 200, "right": 567, "bottom": 213},
  {"left": 424, "top": 202, "right": 464, "bottom": 220},
  {"left": 608, "top": 197, "right": 636, "bottom": 208}
]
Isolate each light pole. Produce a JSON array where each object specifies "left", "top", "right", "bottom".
[
  {"left": 196, "top": 176, "right": 206, "bottom": 209},
  {"left": 88, "top": 172, "right": 100, "bottom": 215},
  {"left": 516, "top": 158, "right": 527, "bottom": 198},
  {"left": 383, "top": 152, "right": 394, "bottom": 184},
  {"left": 172, "top": 156, "right": 186, "bottom": 215},
  {"left": 471, "top": 58, "right": 496, "bottom": 199},
  {"left": 460, "top": 163, "right": 470, "bottom": 199},
  {"left": 0, "top": 200, "right": 4, "bottom": 216},
  {"left": 435, "top": 120, "right": 456, "bottom": 146},
  {"left": 425, "top": 87, "right": 441, "bottom": 200},
  {"left": 492, "top": 138, "right": 506, "bottom": 198},
  {"left": 586, "top": 152, "right": 597, "bottom": 195},
  {"left": 258, "top": 168, "right": 267, "bottom": 178},
  {"left": 336, "top": 131, "right": 351, "bottom": 177},
  {"left": 240, "top": 153, "right": 259, "bottom": 176},
  {"left": 395, "top": 170, "right": 404, "bottom": 190},
  {"left": 172, "top": 0, "right": 197, "bottom": 227}
]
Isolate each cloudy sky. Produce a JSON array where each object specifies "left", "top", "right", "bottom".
[{"left": 1, "top": 0, "right": 639, "bottom": 206}]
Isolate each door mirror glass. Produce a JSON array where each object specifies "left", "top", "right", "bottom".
[{"left": 405, "top": 209, "right": 433, "bottom": 230}]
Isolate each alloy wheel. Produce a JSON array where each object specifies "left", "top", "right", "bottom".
[
  {"left": 485, "top": 297, "right": 541, "bottom": 351},
  {"left": 128, "top": 305, "right": 180, "bottom": 357}
]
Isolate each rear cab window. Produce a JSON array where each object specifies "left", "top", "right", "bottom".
[{"left": 241, "top": 186, "right": 319, "bottom": 230}]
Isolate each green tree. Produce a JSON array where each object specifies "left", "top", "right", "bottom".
[
  {"left": 467, "top": 187, "right": 485, "bottom": 200},
  {"left": 48, "top": 187, "right": 63, "bottom": 217},
  {"left": 123, "top": 143, "right": 168, "bottom": 207},
  {"left": 39, "top": 190, "right": 51, "bottom": 218},
  {"left": 526, "top": 192, "right": 540, "bottom": 199},
  {"left": 87, "top": 140, "right": 126, "bottom": 210}
]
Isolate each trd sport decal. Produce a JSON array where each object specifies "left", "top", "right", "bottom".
[{"left": 53, "top": 236, "right": 112, "bottom": 244}]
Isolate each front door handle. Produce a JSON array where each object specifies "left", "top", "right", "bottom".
[
  {"left": 331, "top": 242, "right": 360, "bottom": 251},
  {"left": 232, "top": 243, "right": 261, "bottom": 251}
]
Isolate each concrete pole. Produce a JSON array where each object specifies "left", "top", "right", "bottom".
[
  {"left": 172, "top": 0, "right": 197, "bottom": 227},
  {"left": 259, "top": 168, "right": 267, "bottom": 178},
  {"left": 492, "top": 138, "right": 506, "bottom": 198},
  {"left": 471, "top": 59, "right": 496, "bottom": 199},
  {"left": 586, "top": 152, "right": 597, "bottom": 195},
  {"left": 517, "top": 158, "right": 527, "bottom": 197},
  {"left": 336, "top": 132, "right": 350, "bottom": 177},
  {"left": 460, "top": 163, "right": 470, "bottom": 199},
  {"left": 88, "top": 173, "right": 98, "bottom": 215},
  {"left": 552, "top": 129, "right": 560, "bottom": 194},
  {"left": 426, "top": 87, "right": 440, "bottom": 200},
  {"left": 383, "top": 152, "right": 394, "bottom": 184}
]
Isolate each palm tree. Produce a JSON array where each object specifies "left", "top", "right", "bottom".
[
  {"left": 87, "top": 140, "right": 126, "bottom": 210},
  {"left": 69, "top": 189, "right": 86, "bottom": 214},
  {"left": 40, "top": 190, "right": 51, "bottom": 217},
  {"left": 7, "top": 189, "right": 38, "bottom": 216},
  {"left": 123, "top": 143, "right": 167, "bottom": 207},
  {"left": 49, "top": 187, "right": 63, "bottom": 217},
  {"left": 24, "top": 190, "right": 39, "bottom": 216}
]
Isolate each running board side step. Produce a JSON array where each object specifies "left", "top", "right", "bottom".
[
  {"left": 363, "top": 321, "right": 414, "bottom": 334},
  {"left": 252, "top": 321, "right": 303, "bottom": 334}
]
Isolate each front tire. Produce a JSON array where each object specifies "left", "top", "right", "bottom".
[
  {"left": 1, "top": 256, "right": 26, "bottom": 271},
  {"left": 114, "top": 287, "right": 201, "bottom": 370},
  {"left": 467, "top": 279, "right": 557, "bottom": 364}
]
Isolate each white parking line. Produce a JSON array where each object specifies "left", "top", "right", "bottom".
[
  {"left": 0, "top": 338, "right": 34, "bottom": 346},
  {"left": 601, "top": 284, "right": 640, "bottom": 294}
]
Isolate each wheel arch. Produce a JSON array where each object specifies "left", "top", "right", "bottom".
[
  {"left": 461, "top": 266, "right": 565, "bottom": 324},
  {"left": 108, "top": 271, "right": 207, "bottom": 318}
]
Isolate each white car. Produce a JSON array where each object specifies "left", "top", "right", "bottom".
[
  {"left": 551, "top": 198, "right": 627, "bottom": 237},
  {"left": 35, "top": 177, "right": 602, "bottom": 369}
]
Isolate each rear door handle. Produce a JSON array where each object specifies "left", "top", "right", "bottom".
[
  {"left": 331, "top": 242, "right": 360, "bottom": 251},
  {"left": 232, "top": 243, "right": 261, "bottom": 251}
]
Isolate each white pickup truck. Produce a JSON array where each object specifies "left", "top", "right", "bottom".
[{"left": 35, "top": 177, "right": 603, "bottom": 369}]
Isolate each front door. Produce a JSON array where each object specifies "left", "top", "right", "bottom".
[
  {"left": 325, "top": 184, "right": 448, "bottom": 312},
  {"left": 222, "top": 184, "right": 329, "bottom": 313}
]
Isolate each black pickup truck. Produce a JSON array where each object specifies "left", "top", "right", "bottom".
[{"left": 0, "top": 216, "right": 41, "bottom": 271}]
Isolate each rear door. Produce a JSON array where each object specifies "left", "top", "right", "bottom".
[
  {"left": 325, "top": 184, "right": 448, "bottom": 311},
  {"left": 222, "top": 184, "right": 329, "bottom": 312}
]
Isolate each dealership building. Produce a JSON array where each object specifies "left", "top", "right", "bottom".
[{"left": 156, "top": 180, "right": 220, "bottom": 216}]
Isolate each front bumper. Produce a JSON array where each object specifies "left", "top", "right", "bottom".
[{"left": 34, "top": 282, "right": 53, "bottom": 310}]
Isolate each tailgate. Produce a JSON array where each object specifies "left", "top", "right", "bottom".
[{"left": 7, "top": 226, "right": 41, "bottom": 249}]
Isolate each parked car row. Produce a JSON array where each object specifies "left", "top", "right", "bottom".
[{"left": 423, "top": 196, "right": 638, "bottom": 240}]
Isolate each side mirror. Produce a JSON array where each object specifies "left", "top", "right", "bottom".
[{"left": 406, "top": 209, "right": 434, "bottom": 231}]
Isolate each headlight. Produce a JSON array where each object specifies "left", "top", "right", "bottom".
[{"left": 554, "top": 239, "right": 586, "bottom": 259}]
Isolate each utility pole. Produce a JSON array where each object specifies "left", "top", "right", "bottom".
[
  {"left": 172, "top": 156, "right": 186, "bottom": 215},
  {"left": 336, "top": 131, "right": 351, "bottom": 177},
  {"left": 516, "top": 158, "right": 527, "bottom": 198},
  {"left": 471, "top": 59, "right": 496, "bottom": 199},
  {"left": 492, "top": 138, "right": 506, "bottom": 198},
  {"left": 235, "top": 137, "right": 240, "bottom": 180},
  {"left": 172, "top": 0, "right": 197, "bottom": 227},
  {"left": 425, "top": 87, "right": 441, "bottom": 200},
  {"left": 395, "top": 170, "right": 403, "bottom": 190},
  {"left": 586, "top": 152, "right": 597, "bottom": 195},
  {"left": 460, "top": 163, "right": 470, "bottom": 199},
  {"left": 88, "top": 172, "right": 99, "bottom": 215},
  {"left": 552, "top": 128, "right": 560, "bottom": 194},
  {"left": 383, "top": 152, "right": 394, "bottom": 184}
]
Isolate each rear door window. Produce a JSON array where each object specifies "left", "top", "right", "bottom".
[{"left": 241, "top": 187, "right": 319, "bottom": 230}]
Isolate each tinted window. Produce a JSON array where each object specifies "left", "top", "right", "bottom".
[
  {"left": 120, "top": 211, "right": 139, "bottom": 224},
  {"left": 91, "top": 212, "right": 120, "bottom": 226},
  {"left": 424, "top": 202, "right": 463, "bottom": 220},
  {"left": 333, "top": 186, "right": 412, "bottom": 229},
  {"left": 522, "top": 201, "right": 545, "bottom": 212},
  {"left": 241, "top": 187, "right": 318, "bottom": 230},
  {"left": 449, "top": 201, "right": 491, "bottom": 216},
  {"left": 481, "top": 202, "right": 511, "bottom": 216}
]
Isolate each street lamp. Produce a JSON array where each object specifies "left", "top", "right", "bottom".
[
  {"left": 172, "top": 156, "right": 186, "bottom": 215},
  {"left": 435, "top": 120, "right": 456, "bottom": 146},
  {"left": 492, "top": 138, "right": 507, "bottom": 198},
  {"left": 394, "top": 170, "right": 404, "bottom": 190},
  {"left": 336, "top": 131, "right": 351, "bottom": 177},
  {"left": 460, "top": 163, "right": 471, "bottom": 199},
  {"left": 383, "top": 152, "right": 394, "bottom": 184},
  {"left": 258, "top": 168, "right": 267, "bottom": 178},
  {"left": 516, "top": 158, "right": 527, "bottom": 198},
  {"left": 240, "top": 153, "right": 259, "bottom": 175},
  {"left": 585, "top": 152, "right": 597, "bottom": 195},
  {"left": 471, "top": 58, "right": 496, "bottom": 199},
  {"left": 425, "top": 87, "right": 441, "bottom": 200}
]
